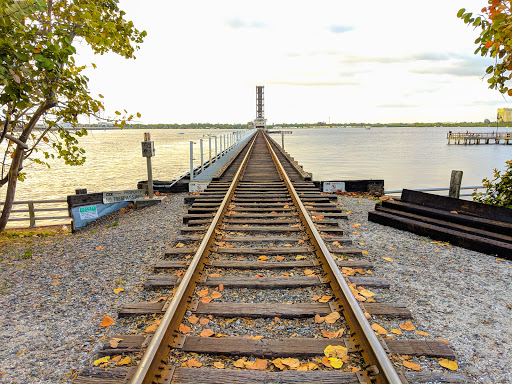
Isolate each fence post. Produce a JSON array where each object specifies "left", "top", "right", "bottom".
[
  {"left": 449, "top": 170, "right": 463, "bottom": 199},
  {"left": 28, "top": 202, "right": 35, "bottom": 227}
]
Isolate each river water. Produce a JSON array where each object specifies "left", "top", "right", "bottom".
[{"left": 2, "top": 126, "right": 511, "bottom": 203}]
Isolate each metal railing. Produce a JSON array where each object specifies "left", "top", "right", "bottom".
[
  {"left": 384, "top": 185, "right": 484, "bottom": 197},
  {"left": 0, "top": 199, "right": 70, "bottom": 227}
]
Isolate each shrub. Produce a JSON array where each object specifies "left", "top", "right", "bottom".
[{"left": 473, "top": 160, "right": 512, "bottom": 208}]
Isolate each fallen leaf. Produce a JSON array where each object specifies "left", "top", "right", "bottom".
[
  {"left": 188, "top": 315, "right": 199, "bottom": 324},
  {"left": 390, "top": 328, "right": 402, "bottom": 335},
  {"left": 334, "top": 328, "right": 345, "bottom": 338},
  {"left": 371, "top": 323, "right": 388, "bottom": 335},
  {"left": 258, "top": 255, "right": 268, "bottom": 262},
  {"left": 295, "top": 255, "right": 307, "bottom": 260},
  {"left": 352, "top": 224, "right": 361, "bottom": 228},
  {"left": 213, "top": 362, "right": 225, "bottom": 369},
  {"left": 199, "top": 318, "right": 210, "bottom": 325},
  {"left": 304, "top": 269, "right": 316, "bottom": 276},
  {"left": 328, "top": 357, "right": 343, "bottom": 369},
  {"left": 321, "top": 356, "right": 331, "bottom": 367},
  {"left": 439, "top": 359, "right": 458, "bottom": 370},
  {"left": 100, "top": 316, "right": 115, "bottom": 327},
  {"left": 96, "top": 246, "right": 104, "bottom": 251},
  {"left": 274, "top": 317, "right": 280, "bottom": 323},
  {"left": 399, "top": 321, "right": 416, "bottom": 331},
  {"left": 176, "top": 242, "right": 185, "bottom": 247},
  {"left": 322, "top": 330, "right": 335, "bottom": 338},
  {"left": 50, "top": 280, "right": 60, "bottom": 286},
  {"left": 201, "top": 296, "right": 212, "bottom": 303},
  {"left": 324, "top": 311, "right": 341, "bottom": 324},
  {"left": 209, "top": 273, "right": 220, "bottom": 277},
  {"left": 118, "top": 356, "right": 131, "bottom": 366},
  {"left": 233, "top": 358, "right": 247, "bottom": 368},
  {"left": 318, "top": 295, "right": 332, "bottom": 303},
  {"left": 144, "top": 323, "right": 159, "bottom": 333},
  {"left": 179, "top": 323, "right": 191, "bottom": 334},
  {"left": 436, "top": 338, "right": 451, "bottom": 345},
  {"left": 272, "top": 358, "right": 286, "bottom": 370},
  {"left": 197, "top": 288, "right": 209, "bottom": 297},
  {"left": 359, "top": 288, "right": 375, "bottom": 298},
  {"left": 362, "top": 251, "right": 369, "bottom": 255},
  {"left": 415, "top": 330, "right": 429, "bottom": 337},
  {"left": 403, "top": 360, "right": 421, "bottom": 371},
  {"left": 111, "top": 355, "right": 122, "bottom": 363},
  {"left": 364, "top": 312, "right": 371, "bottom": 319},
  {"left": 109, "top": 338, "right": 123, "bottom": 348},
  {"left": 151, "top": 296, "right": 167, "bottom": 303},
  {"left": 214, "top": 241, "right": 225, "bottom": 246},
  {"left": 93, "top": 356, "right": 110, "bottom": 366},
  {"left": 211, "top": 291, "right": 222, "bottom": 299},
  {"left": 281, "top": 357, "right": 300, "bottom": 368},
  {"left": 311, "top": 294, "right": 321, "bottom": 301},
  {"left": 382, "top": 257, "right": 393, "bottom": 262},
  {"left": 314, "top": 314, "right": 325, "bottom": 324},
  {"left": 200, "top": 329, "right": 215, "bottom": 337},
  {"left": 324, "top": 345, "right": 348, "bottom": 358},
  {"left": 218, "top": 284, "right": 224, "bottom": 292},
  {"left": 284, "top": 243, "right": 292, "bottom": 247},
  {"left": 245, "top": 358, "right": 268, "bottom": 370},
  {"left": 113, "top": 288, "right": 124, "bottom": 294},
  {"left": 187, "top": 359, "right": 202, "bottom": 368}
]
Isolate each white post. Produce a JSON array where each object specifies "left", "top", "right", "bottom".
[
  {"left": 189, "top": 141, "right": 194, "bottom": 180},
  {"left": 208, "top": 136, "right": 212, "bottom": 165},
  {"left": 224, "top": 135, "right": 226, "bottom": 153},
  {"left": 215, "top": 136, "right": 218, "bottom": 161},
  {"left": 200, "top": 139, "right": 204, "bottom": 172}
]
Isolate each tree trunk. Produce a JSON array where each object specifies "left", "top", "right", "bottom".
[{"left": 0, "top": 146, "right": 24, "bottom": 232}]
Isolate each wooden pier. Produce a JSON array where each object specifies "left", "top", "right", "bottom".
[{"left": 447, "top": 131, "right": 512, "bottom": 145}]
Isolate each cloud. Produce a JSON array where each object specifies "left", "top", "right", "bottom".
[
  {"left": 376, "top": 103, "right": 419, "bottom": 108},
  {"left": 328, "top": 25, "right": 354, "bottom": 34},
  {"left": 226, "top": 18, "right": 267, "bottom": 29}
]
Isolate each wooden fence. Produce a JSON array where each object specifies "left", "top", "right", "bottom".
[{"left": 0, "top": 199, "right": 70, "bottom": 227}]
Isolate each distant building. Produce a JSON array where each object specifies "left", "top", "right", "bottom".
[{"left": 497, "top": 108, "right": 512, "bottom": 122}]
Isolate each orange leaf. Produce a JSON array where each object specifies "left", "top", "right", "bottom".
[
  {"left": 318, "top": 295, "right": 332, "bottom": 303},
  {"left": 439, "top": 359, "right": 458, "bottom": 370},
  {"left": 403, "top": 360, "right": 421, "bottom": 371},
  {"left": 258, "top": 255, "right": 268, "bottom": 262},
  {"left": 390, "top": 328, "right": 402, "bottom": 335},
  {"left": 245, "top": 358, "right": 268, "bottom": 370},
  {"left": 201, "top": 296, "right": 212, "bottom": 303},
  {"left": 321, "top": 356, "right": 332, "bottom": 367},
  {"left": 96, "top": 246, "right": 104, "bottom": 251},
  {"left": 117, "top": 356, "right": 131, "bottom": 366},
  {"left": 100, "top": 316, "right": 115, "bottom": 327},
  {"left": 485, "top": 40, "right": 494, "bottom": 48},
  {"left": 275, "top": 256, "right": 285, "bottom": 261},
  {"left": 322, "top": 330, "right": 335, "bottom": 338},
  {"left": 415, "top": 330, "right": 429, "bottom": 337},
  {"left": 214, "top": 241, "right": 225, "bottom": 246},
  {"left": 209, "top": 273, "right": 220, "bottom": 277},
  {"left": 314, "top": 314, "right": 325, "bottom": 324},
  {"left": 144, "top": 323, "right": 159, "bottom": 333},
  {"left": 179, "top": 323, "right": 191, "bottom": 334},
  {"left": 187, "top": 359, "right": 202, "bottom": 368},
  {"left": 188, "top": 315, "right": 199, "bottom": 324},
  {"left": 311, "top": 294, "right": 321, "bottom": 301},
  {"left": 199, "top": 318, "right": 210, "bottom": 325},
  {"left": 371, "top": 323, "right": 388, "bottom": 335},
  {"left": 399, "top": 321, "right": 416, "bottom": 331},
  {"left": 281, "top": 357, "right": 300, "bottom": 368},
  {"left": 197, "top": 288, "right": 209, "bottom": 297},
  {"left": 436, "top": 338, "right": 451, "bottom": 345},
  {"left": 334, "top": 328, "right": 345, "bottom": 338},
  {"left": 176, "top": 242, "right": 185, "bottom": 247},
  {"left": 200, "top": 329, "right": 215, "bottom": 337},
  {"left": 211, "top": 291, "right": 222, "bottom": 299},
  {"left": 213, "top": 362, "right": 225, "bottom": 369},
  {"left": 324, "top": 311, "right": 340, "bottom": 324},
  {"left": 218, "top": 284, "right": 224, "bottom": 292}
]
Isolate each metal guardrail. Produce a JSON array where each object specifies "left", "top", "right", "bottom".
[
  {"left": 384, "top": 185, "right": 484, "bottom": 197},
  {"left": 0, "top": 199, "right": 70, "bottom": 227}
]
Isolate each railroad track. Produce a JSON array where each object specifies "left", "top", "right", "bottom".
[{"left": 77, "top": 130, "right": 463, "bottom": 384}]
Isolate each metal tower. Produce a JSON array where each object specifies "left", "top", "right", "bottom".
[{"left": 254, "top": 85, "right": 266, "bottom": 130}]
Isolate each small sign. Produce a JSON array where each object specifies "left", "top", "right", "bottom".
[
  {"left": 79, "top": 205, "right": 98, "bottom": 220},
  {"left": 189, "top": 182, "right": 209, "bottom": 193},
  {"left": 103, "top": 190, "right": 145, "bottom": 204},
  {"left": 142, "top": 141, "right": 155, "bottom": 157},
  {"left": 323, "top": 182, "right": 346, "bottom": 193}
]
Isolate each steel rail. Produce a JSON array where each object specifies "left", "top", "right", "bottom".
[
  {"left": 262, "top": 132, "right": 403, "bottom": 384},
  {"left": 129, "top": 132, "right": 259, "bottom": 384}
]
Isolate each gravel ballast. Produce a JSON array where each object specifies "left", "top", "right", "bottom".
[{"left": 0, "top": 194, "right": 510, "bottom": 383}]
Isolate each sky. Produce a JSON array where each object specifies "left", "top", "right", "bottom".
[{"left": 75, "top": 0, "right": 508, "bottom": 125}]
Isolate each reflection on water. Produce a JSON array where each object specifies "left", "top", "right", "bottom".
[{"left": 2, "top": 127, "right": 511, "bottom": 204}]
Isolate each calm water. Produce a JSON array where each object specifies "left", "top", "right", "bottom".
[{"left": 2, "top": 126, "right": 511, "bottom": 203}]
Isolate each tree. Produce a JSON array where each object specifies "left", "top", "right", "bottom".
[
  {"left": 472, "top": 160, "right": 512, "bottom": 208},
  {"left": 458, "top": 1, "right": 512, "bottom": 95},
  {"left": 0, "top": 0, "right": 146, "bottom": 231}
]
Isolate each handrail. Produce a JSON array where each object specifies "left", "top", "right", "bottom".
[
  {"left": 0, "top": 199, "right": 70, "bottom": 227},
  {"left": 385, "top": 185, "right": 484, "bottom": 197}
]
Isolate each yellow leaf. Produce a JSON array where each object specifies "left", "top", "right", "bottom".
[
  {"left": 324, "top": 311, "right": 341, "bottom": 324},
  {"left": 99, "top": 316, "right": 115, "bottom": 327},
  {"left": 284, "top": 243, "right": 292, "bottom": 247},
  {"left": 328, "top": 357, "right": 343, "bottom": 369},
  {"left": 314, "top": 314, "right": 324, "bottom": 324},
  {"left": 96, "top": 246, "right": 104, "bottom": 251},
  {"left": 382, "top": 257, "right": 393, "bottom": 262},
  {"left": 93, "top": 356, "right": 110, "bottom": 366},
  {"left": 281, "top": 357, "right": 300, "bottom": 368},
  {"left": 118, "top": 356, "right": 131, "bottom": 366},
  {"left": 113, "top": 288, "right": 124, "bottom": 294},
  {"left": 176, "top": 242, "right": 185, "bottom": 247},
  {"left": 390, "top": 328, "right": 402, "bottom": 335},
  {"left": 399, "top": 321, "right": 416, "bottom": 331},
  {"left": 324, "top": 345, "right": 348, "bottom": 358},
  {"left": 111, "top": 355, "right": 122, "bottom": 362},
  {"left": 213, "top": 362, "right": 225, "bottom": 369},
  {"left": 403, "top": 360, "right": 421, "bottom": 371},
  {"left": 371, "top": 323, "right": 388, "bottom": 335},
  {"left": 295, "top": 255, "right": 307, "bottom": 260},
  {"left": 359, "top": 288, "right": 375, "bottom": 298},
  {"left": 362, "top": 250, "right": 368, "bottom": 255},
  {"left": 275, "top": 256, "right": 285, "bottom": 261},
  {"left": 258, "top": 255, "right": 268, "bottom": 261},
  {"left": 415, "top": 330, "right": 429, "bottom": 337},
  {"left": 439, "top": 359, "right": 458, "bottom": 370},
  {"left": 144, "top": 323, "right": 159, "bottom": 333},
  {"left": 311, "top": 294, "right": 321, "bottom": 301}
]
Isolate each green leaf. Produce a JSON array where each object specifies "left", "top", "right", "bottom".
[{"left": 457, "top": 8, "right": 465, "bottom": 18}]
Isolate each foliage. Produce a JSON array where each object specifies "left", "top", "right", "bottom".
[
  {"left": 473, "top": 160, "right": 512, "bottom": 208},
  {"left": 458, "top": 1, "right": 512, "bottom": 95},
  {"left": 0, "top": 0, "right": 146, "bottom": 231}
]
